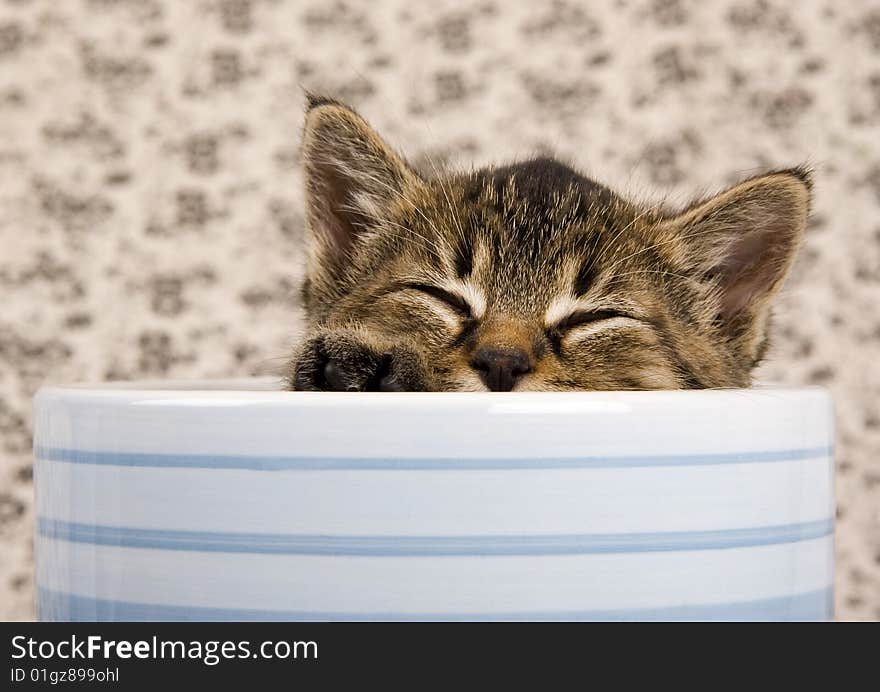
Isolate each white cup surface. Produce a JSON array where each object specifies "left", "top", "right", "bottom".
[{"left": 33, "top": 378, "right": 835, "bottom": 621}]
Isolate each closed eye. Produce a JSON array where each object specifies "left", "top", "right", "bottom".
[
  {"left": 404, "top": 283, "right": 473, "bottom": 319},
  {"left": 546, "top": 309, "right": 634, "bottom": 353},
  {"left": 553, "top": 309, "right": 631, "bottom": 332}
]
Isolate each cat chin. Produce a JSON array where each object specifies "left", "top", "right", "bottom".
[
  {"left": 446, "top": 373, "right": 489, "bottom": 392},
  {"left": 505, "top": 381, "right": 573, "bottom": 393},
  {"left": 446, "top": 375, "right": 556, "bottom": 392}
]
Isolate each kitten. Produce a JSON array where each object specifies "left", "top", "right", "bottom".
[{"left": 289, "top": 96, "right": 810, "bottom": 392}]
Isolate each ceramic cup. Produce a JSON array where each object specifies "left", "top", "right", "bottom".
[{"left": 33, "top": 378, "right": 835, "bottom": 621}]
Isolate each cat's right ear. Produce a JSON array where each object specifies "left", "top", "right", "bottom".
[{"left": 301, "top": 96, "right": 420, "bottom": 278}]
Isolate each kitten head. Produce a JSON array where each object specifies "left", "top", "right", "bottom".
[{"left": 297, "top": 97, "right": 810, "bottom": 391}]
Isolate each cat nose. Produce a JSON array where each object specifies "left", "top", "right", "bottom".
[{"left": 470, "top": 347, "right": 533, "bottom": 392}]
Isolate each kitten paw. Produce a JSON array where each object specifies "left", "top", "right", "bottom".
[{"left": 291, "top": 331, "right": 428, "bottom": 392}]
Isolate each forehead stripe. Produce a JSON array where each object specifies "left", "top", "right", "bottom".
[
  {"left": 453, "top": 233, "right": 473, "bottom": 278},
  {"left": 573, "top": 260, "right": 595, "bottom": 297}
]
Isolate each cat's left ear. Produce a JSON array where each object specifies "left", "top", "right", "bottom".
[
  {"left": 301, "top": 96, "right": 421, "bottom": 277},
  {"left": 665, "top": 169, "right": 811, "bottom": 363}
]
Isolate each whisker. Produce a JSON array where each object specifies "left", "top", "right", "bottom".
[
  {"left": 585, "top": 205, "right": 657, "bottom": 279},
  {"left": 610, "top": 269, "right": 696, "bottom": 282},
  {"left": 419, "top": 143, "right": 469, "bottom": 252},
  {"left": 603, "top": 222, "right": 735, "bottom": 277},
  {"left": 335, "top": 200, "right": 447, "bottom": 265},
  {"left": 307, "top": 154, "right": 448, "bottom": 264}
]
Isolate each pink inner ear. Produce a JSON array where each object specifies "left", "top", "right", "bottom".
[
  {"left": 313, "top": 163, "right": 363, "bottom": 261},
  {"left": 717, "top": 224, "right": 791, "bottom": 321}
]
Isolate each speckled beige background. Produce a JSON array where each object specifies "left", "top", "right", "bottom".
[{"left": 1, "top": 0, "right": 878, "bottom": 621}]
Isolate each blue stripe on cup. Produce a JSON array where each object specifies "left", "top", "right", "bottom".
[
  {"left": 38, "top": 517, "right": 833, "bottom": 556},
  {"left": 36, "top": 587, "right": 833, "bottom": 622},
  {"left": 33, "top": 444, "right": 834, "bottom": 471}
]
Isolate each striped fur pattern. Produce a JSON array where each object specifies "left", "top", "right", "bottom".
[{"left": 290, "top": 98, "right": 810, "bottom": 392}]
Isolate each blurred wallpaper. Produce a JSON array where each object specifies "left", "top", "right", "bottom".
[{"left": 1, "top": 0, "right": 879, "bottom": 620}]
